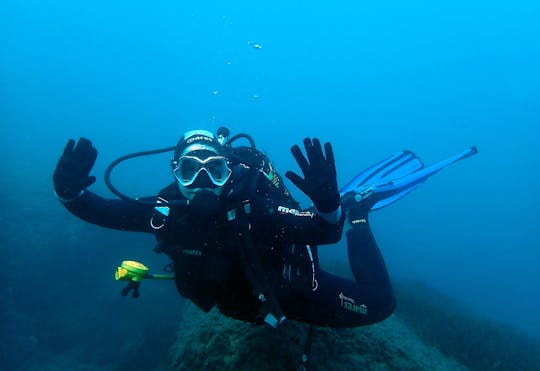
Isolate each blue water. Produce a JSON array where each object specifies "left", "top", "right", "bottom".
[{"left": 2, "top": 0, "right": 539, "bottom": 368}]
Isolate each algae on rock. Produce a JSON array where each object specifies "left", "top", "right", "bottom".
[{"left": 168, "top": 303, "right": 466, "bottom": 371}]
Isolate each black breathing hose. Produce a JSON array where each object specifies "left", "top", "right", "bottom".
[
  {"left": 104, "top": 145, "right": 188, "bottom": 207},
  {"left": 225, "top": 133, "right": 256, "bottom": 149}
]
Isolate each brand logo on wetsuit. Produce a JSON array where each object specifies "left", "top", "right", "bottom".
[
  {"left": 339, "top": 292, "right": 367, "bottom": 315},
  {"left": 277, "top": 206, "right": 314, "bottom": 218},
  {"left": 182, "top": 249, "right": 202, "bottom": 256}
]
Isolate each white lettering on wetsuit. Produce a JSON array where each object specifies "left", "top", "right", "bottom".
[
  {"left": 182, "top": 249, "right": 202, "bottom": 256},
  {"left": 277, "top": 206, "right": 314, "bottom": 218},
  {"left": 339, "top": 292, "right": 367, "bottom": 315}
]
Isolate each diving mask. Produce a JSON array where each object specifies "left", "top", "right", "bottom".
[{"left": 173, "top": 155, "right": 232, "bottom": 187}]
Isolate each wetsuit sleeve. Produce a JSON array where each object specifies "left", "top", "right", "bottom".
[
  {"left": 59, "top": 190, "right": 156, "bottom": 233},
  {"left": 251, "top": 179, "right": 344, "bottom": 245}
]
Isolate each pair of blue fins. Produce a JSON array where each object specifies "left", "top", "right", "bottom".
[{"left": 339, "top": 146, "right": 478, "bottom": 212}]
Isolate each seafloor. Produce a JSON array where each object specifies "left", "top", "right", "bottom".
[
  {"left": 170, "top": 304, "right": 466, "bottom": 370},
  {"left": 168, "top": 283, "right": 540, "bottom": 371}
]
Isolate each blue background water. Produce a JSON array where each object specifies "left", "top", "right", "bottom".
[{"left": 2, "top": 0, "right": 539, "bottom": 368}]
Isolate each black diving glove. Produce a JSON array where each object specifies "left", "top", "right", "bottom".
[
  {"left": 53, "top": 138, "right": 97, "bottom": 200},
  {"left": 286, "top": 138, "right": 340, "bottom": 213}
]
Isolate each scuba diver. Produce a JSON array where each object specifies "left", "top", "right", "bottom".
[{"left": 53, "top": 127, "right": 477, "bottom": 329}]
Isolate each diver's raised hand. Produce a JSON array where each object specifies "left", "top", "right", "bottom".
[
  {"left": 53, "top": 138, "right": 97, "bottom": 200},
  {"left": 286, "top": 138, "right": 340, "bottom": 213}
]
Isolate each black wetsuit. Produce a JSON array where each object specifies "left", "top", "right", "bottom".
[{"left": 60, "top": 150, "right": 395, "bottom": 327}]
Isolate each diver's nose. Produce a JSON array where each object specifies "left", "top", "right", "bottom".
[{"left": 191, "top": 169, "right": 216, "bottom": 188}]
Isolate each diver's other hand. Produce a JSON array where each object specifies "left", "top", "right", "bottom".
[
  {"left": 53, "top": 138, "right": 97, "bottom": 200},
  {"left": 286, "top": 138, "right": 339, "bottom": 213}
]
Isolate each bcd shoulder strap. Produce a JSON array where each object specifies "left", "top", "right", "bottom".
[{"left": 227, "top": 167, "right": 286, "bottom": 327}]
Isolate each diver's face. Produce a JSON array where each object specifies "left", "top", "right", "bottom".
[{"left": 172, "top": 151, "right": 231, "bottom": 200}]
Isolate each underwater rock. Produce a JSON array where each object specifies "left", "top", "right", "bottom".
[
  {"left": 168, "top": 281, "right": 540, "bottom": 370},
  {"left": 168, "top": 303, "right": 466, "bottom": 371}
]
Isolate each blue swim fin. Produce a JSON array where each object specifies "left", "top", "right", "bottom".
[{"left": 340, "top": 146, "right": 478, "bottom": 211}]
